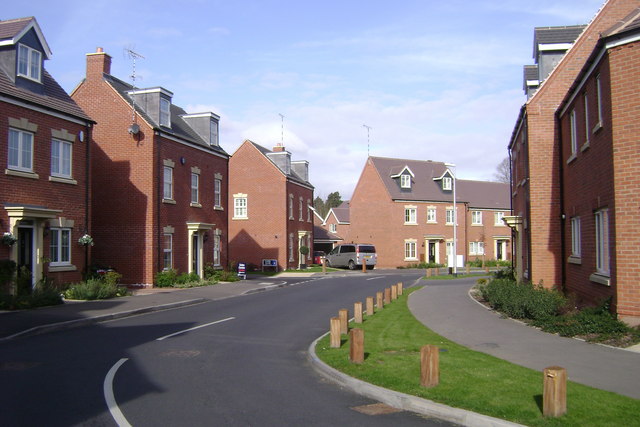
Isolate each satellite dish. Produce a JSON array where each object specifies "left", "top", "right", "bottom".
[{"left": 128, "top": 123, "right": 140, "bottom": 135}]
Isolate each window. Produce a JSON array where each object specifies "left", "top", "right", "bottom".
[
  {"left": 51, "top": 139, "right": 72, "bottom": 178},
  {"left": 446, "top": 208, "right": 455, "bottom": 225},
  {"left": 427, "top": 208, "right": 436, "bottom": 223},
  {"left": 50, "top": 228, "right": 71, "bottom": 265},
  {"left": 400, "top": 174, "right": 411, "bottom": 188},
  {"left": 289, "top": 234, "right": 294, "bottom": 261},
  {"left": 571, "top": 217, "right": 581, "bottom": 258},
  {"left": 233, "top": 195, "right": 247, "bottom": 219},
  {"left": 330, "top": 224, "right": 337, "bottom": 233},
  {"left": 163, "top": 166, "right": 173, "bottom": 200},
  {"left": 595, "top": 209, "right": 609, "bottom": 275},
  {"left": 160, "top": 98, "right": 171, "bottom": 127},
  {"left": 214, "top": 178, "right": 222, "bottom": 208},
  {"left": 18, "top": 44, "right": 41, "bottom": 81},
  {"left": 210, "top": 120, "right": 219, "bottom": 146},
  {"left": 495, "top": 212, "right": 505, "bottom": 225},
  {"left": 8, "top": 128, "right": 33, "bottom": 171},
  {"left": 595, "top": 74, "right": 603, "bottom": 129},
  {"left": 163, "top": 234, "right": 173, "bottom": 270},
  {"left": 443, "top": 177, "right": 452, "bottom": 190},
  {"left": 190, "top": 173, "right": 199, "bottom": 204},
  {"left": 299, "top": 197, "right": 303, "bottom": 221},
  {"left": 472, "top": 211, "right": 482, "bottom": 225},
  {"left": 404, "top": 206, "right": 417, "bottom": 224},
  {"left": 213, "top": 233, "right": 221, "bottom": 266},
  {"left": 469, "top": 241, "right": 484, "bottom": 255},
  {"left": 307, "top": 199, "right": 312, "bottom": 222},
  {"left": 569, "top": 109, "right": 577, "bottom": 156},
  {"left": 583, "top": 93, "right": 590, "bottom": 145},
  {"left": 404, "top": 241, "right": 417, "bottom": 260},
  {"left": 289, "top": 194, "right": 294, "bottom": 219}
]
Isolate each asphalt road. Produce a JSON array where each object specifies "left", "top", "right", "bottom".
[{"left": 1, "top": 272, "right": 457, "bottom": 426}]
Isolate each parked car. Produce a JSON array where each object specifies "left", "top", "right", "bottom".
[
  {"left": 325, "top": 244, "right": 377, "bottom": 270},
  {"left": 313, "top": 251, "right": 326, "bottom": 265}
]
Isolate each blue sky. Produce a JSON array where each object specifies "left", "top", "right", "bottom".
[{"left": 4, "top": 0, "right": 604, "bottom": 199}]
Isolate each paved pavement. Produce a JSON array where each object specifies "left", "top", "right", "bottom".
[{"left": 408, "top": 277, "right": 640, "bottom": 399}]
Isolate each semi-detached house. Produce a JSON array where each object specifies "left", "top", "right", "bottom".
[{"left": 72, "top": 48, "right": 229, "bottom": 285}]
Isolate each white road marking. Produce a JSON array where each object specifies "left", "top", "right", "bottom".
[
  {"left": 156, "top": 317, "right": 236, "bottom": 341},
  {"left": 104, "top": 358, "right": 132, "bottom": 427},
  {"left": 366, "top": 276, "right": 384, "bottom": 281}
]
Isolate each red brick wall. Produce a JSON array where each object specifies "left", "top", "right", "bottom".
[
  {"left": 228, "top": 141, "right": 313, "bottom": 270},
  {"left": 1, "top": 101, "right": 89, "bottom": 286}
]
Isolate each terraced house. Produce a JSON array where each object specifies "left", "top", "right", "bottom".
[
  {"left": 0, "top": 17, "right": 94, "bottom": 291},
  {"left": 71, "top": 48, "right": 229, "bottom": 285},
  {"left": 346, "top": 156, "right": 510, "bottom": 269}
]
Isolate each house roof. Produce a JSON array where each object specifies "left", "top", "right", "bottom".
[
  {"left": 246, "top": 140, "right": 313, "bottom": 188},
  {"left": 103, "top": 74, "right": 228, "bottom": 157},
  {"left": 602, "top": 7, "right": 640, "bottom": 37},
  {"left": 328, "top": 201, "right": 350, "bottom": 224},
  {"left": 368, "top": 156, "right": 510, "bottom": 210},
  {"left": 313, "top": 225, "right": 342, "bottom": 243},
  {"left": 533, "top": 25, "right": 586, "bottom": 57},
  {"left": 0, "top": 17, "right": 91, "bottom": 122}
]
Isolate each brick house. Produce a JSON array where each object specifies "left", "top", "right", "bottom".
[
  {"left": 228, "top": 141, "right": 313, "bottom": 271},
  {"left": 0, "top": 17, "right": 94, "bottom": 291},
  {"left": 507, "top": 0, "right": 639, "bottom": 324},
  {"left": 347, "top": 156, "right": 510, "bottom": 269},
  {"left": 556, "top": 8, "right": 640, "bottom": 325},
  {"left": 71, "top": 48, "right": 229, "bottom": 285}
]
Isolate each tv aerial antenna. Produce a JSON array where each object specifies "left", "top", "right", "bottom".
[
  {"left": 278, "top": 113, "right": 285, "bottom": 147},
  {"left": 124, "top": 47, "right": 145, "bottom": 133},
  {"left": 363, "top": 124, "right": 372, "bottom": 157}
]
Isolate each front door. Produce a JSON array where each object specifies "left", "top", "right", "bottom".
[
  {"left": 17, "top": 227, "right": 34, "bottom": 293},
  {"left": 192, "top": 232, "right": 199, "bottom": 276},
  {"left": 496, "top": 240, "right": 504, "bottom": 261},
  {"left": 428, "top": 241, "right": 436, "bottom": 263}
]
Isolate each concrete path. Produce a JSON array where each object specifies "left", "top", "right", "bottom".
[{"left": 408, "top": 278, "right": 640, "bottom": 399}]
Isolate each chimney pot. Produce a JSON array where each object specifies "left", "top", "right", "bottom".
[{"left": 96, "top": 47, "right": 103, "bottom": 53}]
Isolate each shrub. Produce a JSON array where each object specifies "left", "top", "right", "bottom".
[
  {"left": 0, "top": 259, "right": 16, "bottom": 292},
  {"left": 176, "top": 272, "right": 200, "bottom": 284},
  {"left": 532, "top": 304, "right": 630, "bottom": 338},
  {"left": 480, "top": 279, "right": 566, "bottom": 320},
  {"left": 0, "top": 277, "right": 63, "bottom": 310},
  {"left": 155, "top": 269, "right": 178, "bottom": 287},
  {"left": 64, "top": 277, "right": 130, "bottom": 300}
]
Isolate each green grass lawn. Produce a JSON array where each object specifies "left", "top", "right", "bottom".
[{"left": 315, "top": 287, "right": 640, "bottom": 426}]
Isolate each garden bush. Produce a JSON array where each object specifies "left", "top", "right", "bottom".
[
  {"left": 480, "top": 278, "right": 566, "bottom": 320},
  {"left": 155, "top": 269, "right": 179, "bottom": 287},
  {"left": 0, "top": 277, "right": 63, "bottom": 310},
  {"left": 64, "top": 273, "right": 129, "bottom": 300}
]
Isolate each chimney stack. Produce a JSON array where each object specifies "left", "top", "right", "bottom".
[{"left": 86, "top": 47, "right": 111, "bottom": 79}]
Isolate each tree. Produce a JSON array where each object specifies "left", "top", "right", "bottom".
[
  {"left": 313, "top": 196, "right": 326, "bottom": 218},
  {"left": 493, "top": 157, "right": 510, "bottom": 184},
  {"left": 326, "top": 191, "right": 343, "bottom": 210}
]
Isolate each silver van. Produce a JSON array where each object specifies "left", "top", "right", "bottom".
[{"left": 325, "top": 244, "right": 377, "bottom": 270}]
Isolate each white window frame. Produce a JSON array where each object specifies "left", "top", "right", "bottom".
[
  {"left": 163, "top": 233, "right": 173, "bottom": 270},
  {"left": 299, "top": 197, "right": 304, "bottom": 221},
  {"left": 18, "top": 44, "right": 42, "bottom": 82},
  {"left": 289, "top": 194, "right": 294, "bottom": 220},
  {"left": 8, "top": 128, "right": 34, "bottom": 172},
  {"left": 160, "top": 97, "right": 171, "bottom": 127},
  {"left": 51, "top": 138, "right": 72, "bottom": 178},
  {"left": 400, "top": 174, "right": 411, "bottom": 189},
  {"left": 289, "top": 233, "right": 294, "bottom": 262},
  {"left": 190, "top": 173, "right": 199, "bottom": 205},
  {"left": 446, "top": 208, "right": 455, "bottom": 225},
  {"left": 210, "top": 120, "right": 219, "bottom": 146},
  {"left": 307, "top": 199, "right": 312, "bottom": 222},
  {"left": 469, "top": 241, "right": 485, "bottom": 256},
  {"left": 472, "top": 211, "right": 482, "bottom": 225},
  {"left": 595, "top": 74, "right": 603, "bottom": 130},
  {"left": 427, "top": 208, "right": 436, "bottom": 223},
  {"left": 583, "top": 92, "right": 590, "bottom": 146},
  {"left": 214, "top": 178, "right": 222, "bottom": 208},
  {"left": 233, "top": 195, "right": 248, "bottom": 219},
  {"left": 404, "top": 206, "right": 417, "bottom": 224},
  {"left": 571, "top": 217, "right": 581, "bottom": 258},
  {"left": 329, "top": 223, "right": 337, "bottom": 233},
  {"left": 213, "top": 233, "right": 221, "bottom": 267},
  {"left": 569, "top": 109, "right": 577, "bottom": 156},
  {"left": 443, "top": 176, "right": 452, "bottom": 191},
  {"left": 595, "top": 209, "right": 609, "bottom": 275},
  {"left": 50, "top": 228, "right": 71, "bottom": 266},
  {"left": 404, "top": 240, "right": 418, "bottom": 261},
  {"left": 163, "top": 166, "right": 173, "bottom": 200},
  {"left": 494, "top": 212, "right": 505, "bottom": 226}
]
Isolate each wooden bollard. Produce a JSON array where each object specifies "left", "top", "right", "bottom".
[
  {"left": 435, "top": 267, "right": 439, "bottom": 276},
  {"left": 391, "top": 284, "right": 398, "bottom": 300},
  {"left": 339, "top": 309, "right": 349, "bottom": 335},
  {"left": 362, "top": 261, "right": 367, "bottom": 273},
  {"left": 466, "top": 264, "right": 470, "bottom": 274},
  {"left": 420, "top": 345, "right": 439, "bottom": 387},
  {"left": 543, "top": 366, "right": 567, "bottom": 417},
  {"left": 354, "top": 302, "right": 363, "bottom": 324},
  {"left": 349, "top": 328, "right": 365, "bottom": 364},
  {"left": 366, "top": 296, "right": 374, "bottom": 315},
  {"left": 330, "top": 317, "right": 341, "bottom": 348},
  {"left": 427, "top": 268, "right": 431, "bottom": 277},
  {"left": 485, "top": 265, "right": 489, "bottom": 274},
  {"left": 376, "top": 291, "right": 384, "bottom": 309},
  {"left": 397, "top": 282, "right": 403, "bottom": 296},
  {"left": 322, "top": 258, "right": 327, "bottom": 274},
  {"left": 384, "top": 288, "right": 391, "bottom": 304}
]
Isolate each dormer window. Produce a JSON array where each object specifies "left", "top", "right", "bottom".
[
  {"left": 210, "top": 120, "right": 219, "bottom": 146},
  {"left": 18, "top": 44, "right": 42, "bottom": 82},
  {"left": 400, "top": 174, "right": 411, "bottom": 189},
  {"left": 443, "top": 177, "right": 452, "bottom": 191},
  {"left": 160, "top": 98, "right": 171, "bottom": 127}
]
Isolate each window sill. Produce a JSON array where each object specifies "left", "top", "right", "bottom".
[
  {"left": 427, "top": 221, "right": 437, "bottom": 224},
  {"left": 49, "top": 264, "right": 77, "bottom": 272},
  {"left": 163, "top": 199, "right": 176, "bottom": 205},
  {"left": 581, "top": 141, "right": 590, "bottom": 152},
  {"left": 5, "top": 169, "right": 39, "bottom": 179},
  {"left": 214, "top": 206, "right": 224, "bottom": 211},
  {"left": 472, "top": 223, "right": 483, "bottom": 227},
  {"left": 566, "top": 153, "right": 577, "bottom": 165},
  {"left": 49, "top": 176, "right": 77, "bottom": 185},
  {"left": 592, "top": 121, "right": 603, "bottom": 134},
  {"left": 589, "top": 272, "right": 610, "bottom": 287},
  {"left": 404, "top": 258, "right": 419, "bottom": 262},
  {"left": 567, "top": 255, "right": 582, "bottom": 265},
  {"left": 404, "top": 223, "right": 418, "bottom": 226},
  {"left": 232, "top": 217, "right": 249, "bottom": 221},
  {"left": 190, "top": 202, "right": 202, "bottom": 208}
]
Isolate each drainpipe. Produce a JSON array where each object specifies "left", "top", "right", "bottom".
[{"left": 557, "top": 112, "right": 567, "bottom": 292}]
